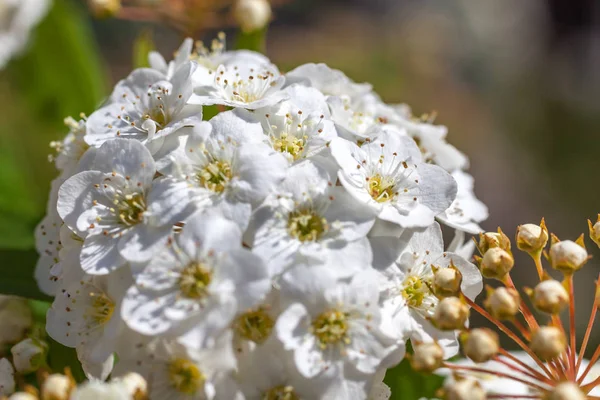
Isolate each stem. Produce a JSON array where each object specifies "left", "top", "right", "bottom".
[
  {"left": 568, "top": 275, "right": 577, "bottom": 380},
  {"left": 488, "top": 396, "right": 541, "bottom": 399},
  {"left": 576, "top": 274, "right": 600, "bottom": 372},
  {"left": 532, "top": 252, "right": 545, "bottom": 281},
  {"left": 494, "top": 356, "right": 553, "bottom": 385},
  {"left": 581, "top": 375, "right": 600, "bottom": 394},
  {"left": 464, "top": 296, "right": 555, "bottom": 379},
  {"left": 511, "top": 318, "right": 532, "bottom": 341},
  {"left": 577, "top": 344, "right": 600, "bottom": 384},
  {"left": 443, "top": 363, "right": 550, "bottom": 392},
  {"left": 504, "top": 274, "right": 538, "bottom": 331},
  {"left": 498, "top": 349, "right": 554, "bottom": 383}
]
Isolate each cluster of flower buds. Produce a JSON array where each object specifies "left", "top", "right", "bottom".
[
  {"left": 420, "top": 217, "right": 600, "bottom": 400},
  {"left": 33, "top": 33, "right": 489, "bottom": 399}
]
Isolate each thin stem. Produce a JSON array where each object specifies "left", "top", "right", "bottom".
[
  {"left": 464, "top": 296, "right": 555, "bottom": 379},
  {"left": 581, "top": 375, "right": 600, "bottom": 394},
  {"left": 511, "top": 318, "right": 532, "bottom": 341},
  {"left": 504, "top": 274, "right": 538, "bottom": 331},
  {"left": 498, "top": 349, "right": 554, "bottom": 382},
  {"left": 488, "top": 396, "right": 540, "bottom": 399},
  {"left": 494, "top": 356, "right": 553, "bottom": 385},
  {"left": 532, "top": 252, "right": 545, "bottom": 281},
  {"left": 577, "top": 345, "right": 600, "bottom": 384},
  {"left": 576, "top": 274, "right": 600, "bottom": 372},
  {"left": 568, "top": 275, "right": 577, "bottom": 380},
  {"left": 443, "top": 363, "right": 550, "bottom": 392}
]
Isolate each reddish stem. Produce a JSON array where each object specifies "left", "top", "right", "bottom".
[
  {"left": 577, "top": 344, "right": 600, "bottom": 384},
  {"left": 568, "top": 275, "right": 577, "bottom": 380},
  {"left": 576, "top": 274, "right": 600, "bottom": 372},
  {"left": 494, "top": 356, "right": 553, "bottom": 385},
  {"left": 443, "top": 363, "right": 550, "bottom": 392},
  {"left": 498, "top": 348, "right": 553, "bottom": 383}
]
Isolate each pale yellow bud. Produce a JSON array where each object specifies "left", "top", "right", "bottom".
[
  {"left": 10, "top": 338, "right": 48, "bottom": 374},
  {"left": 549, "top": 239, "right": 588, "bottom": 274},
  {"left": 445, "top": 378, "right": 486, "bottom": 400},
  {"left": 484, "top": 287, "right": 520, "bottom": 320},
  {"left": 516, "top": 222, "right": 548, "bottom": 253},
  {"left": 532, "top": 280, "right": 568, "bottom": 314},
  {"left": 410, "top": 342, "right": 444, "bottom": 373},
  {"left": 433, "top": 266, "right": 462, "bottom": 298},
  {"left": 88, "top": 0, "right": 121, "bottom": 18},
  {"left": 233, "top": 0, "right": 272, "bottom": 33},
  {"left": 545, "top": 382, "right": 585, "bottom": 400},
  {"left": 41, "top": 374, "right": 74, "bottom": 400},
  {"left": 463, "top": 328, "right": 499, "bottom": 363},
  {"left": 115, "top": 372, "right": 147, "bottom": 400},
  {"left": 480, "top": 248, "right": 514, "bottom": 280},
  {"left": 432, "top": 297, "right": 469, "bottom": 331},
  {"left": 8, "top": 393, "right": 37, "bottom": 400},
  {"left": 530, "top": 326, "right": 566, "bottom": 361},
  {"left": 588, "top": 215, "right": 600, "bottom": 248}
]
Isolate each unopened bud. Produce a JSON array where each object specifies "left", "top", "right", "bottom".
[
  {"left": 233, "top": 0, "right": 272, "bottom": 33},
  {"left": 478, "top": 229, "right": 510, "bottom": 255},
  {"left": 545, "top": 382, "right": 585, "bottom": 400},
  {"left": 530, "top": 280, "right": 568, "bottom": 314},
  {"left": 88, "top": 0, "right": 121, "bottom": 18},
  {"left": 516, "top": 222, "right": 548, "bottom": 254},
  {"left": 433, "top": 265, "right": 463, "bottom": 298},
  {"left": 548, "top": 238, "right": 588, "bottom": 274},
  {"left": 432, "top": 297, "right": 469, "bottom": 331},
  {"left": 410, "top": 342, "right": 444, "bottom": 373},
  {"left": 530, "top": 326, "right": 566, "bottom": 361},
  {"left": 114, "top": 372, "right": 147, "bottom": 400},
  {"left": 10, "top": 338, "right": 48, "bottom": 374},
  {"left": 0, "top": 358, "right": 15, "bottom": 397},
  {"left": 462, "top": 328, "right": 499, "bottom": 363},
  {"left": 444, "top": 377, "right": 486, "bottom": 400},
  {"left": 484, "top": 287, "right": 520, "bottom": 320},
  {"left": 42, "top": 374, "right": 74, "bottom": 400},
  {"left": 589, "top": 216, "right": 600, "bottom": 248},
  {"left": 8, "top": 393, "right": 37, "bottom": 400},
  {"left": 480, "top": 248, "right": 514, "bottom": 280}
]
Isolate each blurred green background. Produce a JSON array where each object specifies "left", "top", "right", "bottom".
[{"left": 1, "top": 0, "right": 600, "bottom": 398}]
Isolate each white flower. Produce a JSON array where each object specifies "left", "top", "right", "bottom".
[
  {"left": 375, "top": 223, "right": 482, "bottom": 357},
  {"left": 149, "top": 38, "right": 194, "bottom": 80},
  {"left": 46, "top": 267, "right": 132, "bottom": 380},
  {"left": 0, "top": 358, "right": 15, "bottom": 397},
  {"left": 160, "top": 111, "right": 287, "bottom": 231},
  {"left": 331, "top": 131, "right": 457, "bottom": 228},
  {"left": 122, "top": 212, "right": 270, "bottom": 346},
  {"left": 70, "top": 380, "right": 130, "bottom": 400},
  {"left": 0, "top": 0, "right": 50, "bottom": 69},
  {"left": 10, "top": 338, "right": 48, "bottom": 374},
  {"left": 190, "top": 55, "right": 287, "bottom": 110},
  {"left": 249, "top": 160, "right": 375, "bottom": 276},
  {"left": 285, "top": 63, "right": 372, "bottom": 98},
  {"left": 232, "top": 289, "right": 280, "bottom": 356},
  {"left": 0, "top": 296, "right": 32, "bottom": 348},
  {"left": 248, "top": 84, "right": 337, "bottom": 163},
  {"left": 85, "top": 62, "right": 202, "bottom": 154},
  {"left": 276, "top": 266, "right": 401, "bottom": 380},
  {"left": 236, "top": 337, "right": 333, "bottom": 399},
  {"left": 57, "top": 138, "right": 193, "bottom": 273},
  {"left": 114, "top": 330, "right": 238, "bottom": 400},
  {"left": 437, "top": 170, "right": 488, "bottom": 234},
  {"left": 50, "top": 117, "right": 90, "bottom": 176},
  {"left": 386, "top": 104, "right": 469, "bottom": 172}
]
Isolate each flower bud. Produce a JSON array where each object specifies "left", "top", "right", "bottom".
[
  {"left": 516, "top": 221, "right": 548, "bottom": 254},
  {"left": 41, "top": 374, "right": 74, "bottom": 400},
  {"left": 0, "top": 296, "right": 33, "bottom": 347},
  {"left": 462, "top": 328, "right": 499, "bottom": 363},
  {"left": 233, "top": 0, "right": 272, "bottom": 33},
  {"left": 432, "top": 297, "right": 469, "bottom": 331},
  {"left": 545, "top": 382, "right": 586, "bottom": 400},
  {"left": 484, "top": 287, "right": 520, "bottom": 320},
  {"left": 433, "top": 265, "right": 463, "bottom": 298},
  {"left": 88, "top": 0, "right": 121, "bottom": 19},
  {"left": 548, "top": 238, "right": 588, "bottom": 274},
  {"left": 531, "top": 280, "right": 568, "bottom": 314},
  {"left": 589, "top": 216, "right": 600, "bottom": 248},
  {"left": 530, "top": 326, "right": 566, "bottom": 361},
  {"left": 0, "top": 358, "right": 15, "bottom": 397},
  {"left": 115, "top": 372, "right": 147, "bottom": 400},
  {"left": 444, "top": 377, "right": 486, "bottom": 400},
  {"left": 478, "top": 230, "right": 510, "bottom": 255},
  {"left": 10, "top": 338, "right": 48, "bottom": 374},
  {"left": 8, "top": 393, "right": 37, "bottom": 400},
  {"left": 410, "top": 342, "right": 444, "bottom": 373},
  {"left": 480, "top": 248, "right": 514, "bottom": 280}
]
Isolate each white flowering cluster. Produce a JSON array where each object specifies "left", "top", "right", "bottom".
[{"left": 35, "top": 36, "right": 487, "bottom": 399}]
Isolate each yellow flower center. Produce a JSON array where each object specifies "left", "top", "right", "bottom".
[
  {"left": 402, "top": 275, "right": 431, "bottom": 308},
  {"left": 168, "top": 359, "right": 205, "bottom": 394},
  {"left": 198, "top": 160, "right": 232, "bottom": 193},
  {"left": 288, "top": 210, "right": 328, "bottom": 242},
  {"left": 178, "top": 262, "right": 213, "bottom": 299},
  {"left": 88, "top": 292, "right": 114, "bottom": 325},
  {"left": 263, "top": 385, "right": 299, "bottom": 400},
  {"left": 116, "top": 192, "right": 147, "bottom": 226},
  {"left": 367, "top": 174, "right": 396, "bottom": 203},
  {"left": 272, "top": 133, "right": 306, "bottom": 160},
  {"left": 235, "top": 308, "right": 274, "bottom": 344},
  {"left": 311, "top": 309, "right": 350, "bottom": 348}
]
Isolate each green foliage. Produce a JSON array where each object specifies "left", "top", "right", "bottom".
[
  {"left": 235, "top": 27, "right": 267, "bottom": 53},
  {"left": 0, "top": 249, "right": 52, "bottom": 302},
  {"left": 133, "top": 30, "right": 156, "bottom": 69}
]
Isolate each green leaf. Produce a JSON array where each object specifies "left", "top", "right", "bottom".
[
  {"left": 133, "top": 30, "right": 155, "bottom": 69},
  {"left": 0, "top": 249, "right": 52, "bottom": 302},
  {"left": 385, "top": 353, "right": 444, "bottom": 399},
  {"left": 47, "top": 337, "right": 86, "bottom": 382},
  {"left": 234, "top": 27, "right": 267, "bottom": 52}
]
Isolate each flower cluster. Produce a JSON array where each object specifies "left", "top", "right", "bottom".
[
  {"left": 414, "top": 218, "right": 600, "bottom": 400},
  {"left": 35, "top": 36, "right": 487, "bottom": 399}
]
